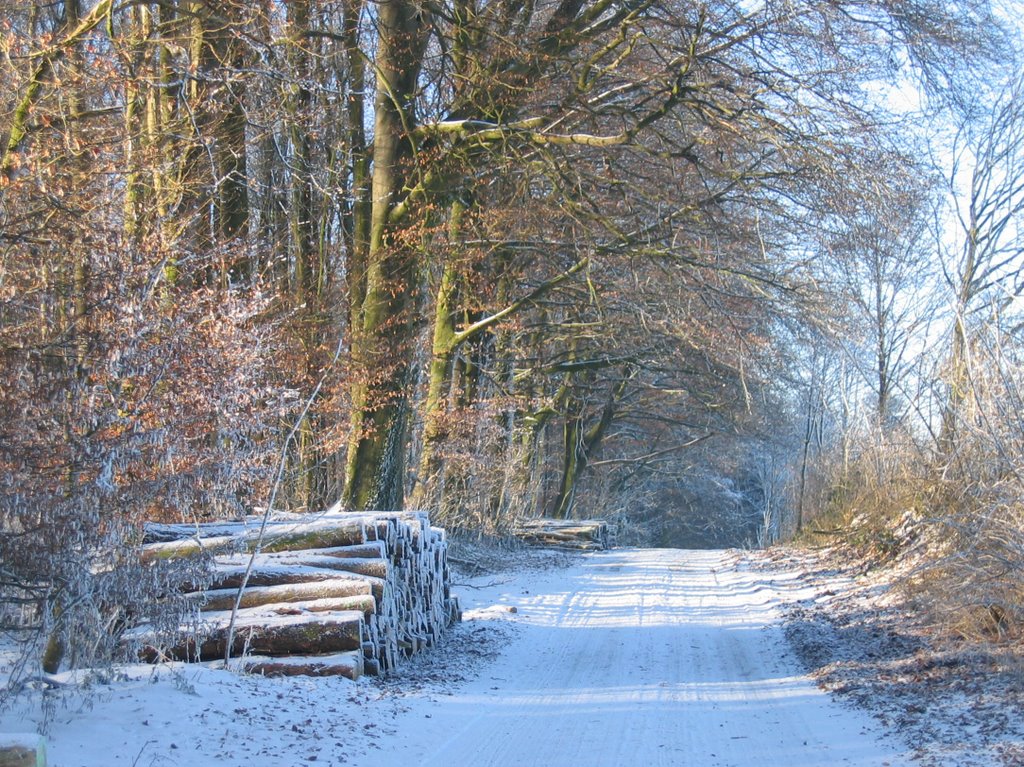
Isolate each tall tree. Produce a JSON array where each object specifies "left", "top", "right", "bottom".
[
  {"left": 823, "top": 148, "right": 939, "bottom": 425},
  {"left": 336, "top": 0, "right": 1006, "bottom": 511},
  {"left": 939, "top": 72, "right": 1024, "bottom": 454}
]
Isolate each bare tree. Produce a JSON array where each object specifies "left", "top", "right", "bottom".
[
  {"left": 939, "top": 71, "right": 1024, "bottom": 454},
  {"left": 823, "top": 150, "right": 940, "bottom": 426}
]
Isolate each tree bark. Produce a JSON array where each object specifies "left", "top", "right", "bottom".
[
  {"left": 197, "top": 582, "right": 378, "bottom": 613},
  {"left": 343, "top": 0, "right": 429, "bottom": 511},
  {"left": 550, "top": 369, "right": 631, "bottom": 519},
  {"left": 342, "top": 0, "right": 371, "bottom": 335},
  {"left": 240, "top": 651, "right": 364, "bottom": 679}
]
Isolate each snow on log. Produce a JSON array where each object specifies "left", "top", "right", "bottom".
[
  {"left": 140, "top": 535, "right": 238, "bottom": 563},
  {"left": 203, "top": 564, "right": 380, "bottom": 593},
  {"left": 194, "top": 579, "right": 376, "bottom": 611},
  {"left": 261, "top": 595, "right": 379, "bottom": 618},
  {"left": 306, "top": 542, "right": 388, "bottom": 559},
  {"left": 512, "top": 519, "right": 613, "bottom": 550},
  {"left": 226, "top": 554, "right": 391, "bottom": 581},
  {"left": 141, "top": 515, "right": 396, "bottom": 561},
  {"left": 144, "top": 522, "right": 250, "bottom": 544},
  {"left": 136, "top": 510, "right": 460, "bottom": 676},
  {"left": 0, "top": 735, "right": 45, "bottom": 767}
]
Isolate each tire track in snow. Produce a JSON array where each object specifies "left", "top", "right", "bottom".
[{"left": 381, "top": 548, "right": 914, "bottom": 767}]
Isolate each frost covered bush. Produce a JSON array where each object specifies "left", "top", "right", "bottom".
[
  {"left": 821, "top": 324, "right": 1024, "bottom": 645},
  {"left": 908, "top": 328, "right": 1024, "bottom": 643}
]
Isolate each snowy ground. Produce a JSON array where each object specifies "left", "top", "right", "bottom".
[
  {"left": 771, "top": 547, "right": 1024, "bottom": 767},
  {"left": 0, "top": 547, "right": 1003, "bottom": 766}
]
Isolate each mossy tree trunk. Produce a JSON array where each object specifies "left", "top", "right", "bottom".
[
  {"left": 342, "top": 0, "right": 371, "bottom": 339},
  {"left": 190, "top": 1, "right": 249, "bottom": 278},
  {"left": 342, "top": 0, "right": 430, "bottom": 511},
  {"left": 416, "top": 200, "right": 467, "bottom": 506}
]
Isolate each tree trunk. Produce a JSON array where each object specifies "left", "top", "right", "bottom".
[
  {"left": 284, "top": 0, "right": 335, "bottom": 511},
  {"left": 343, "top": 0, "right": 429, "bottom": 511},
  {"left": 122, "top": 5, "right": 151, "bottom": 239},
  {"left": 288, "top": 0, "right": 317, "bottom": 302},
  {"left": 550, "top": 370, "right": 630, "bottom": 519},
  {"left": 416, "top": 200, "right": 466, "bottom": 503},
  {"left": 342, "top": 0, "right": 371, "bottom": 336},
  {"left": 172, "top": 1, "right": 249, "bottom": 273}
]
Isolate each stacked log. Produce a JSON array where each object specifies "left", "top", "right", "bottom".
[
  {"left": 511, "top": 518, "right": 613, "bottom": 550},
  {"left": 130, "top": 511, "right": 460, "bottom": 679}
]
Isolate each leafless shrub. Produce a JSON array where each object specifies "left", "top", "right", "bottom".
[
  {"left": 418, "top": 398, "right": 533, "bottom": 536},
  {"left": 813, "top": 426, "right": 929, "bottom": 556}
]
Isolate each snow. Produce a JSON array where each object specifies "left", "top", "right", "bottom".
[
  {"left": 776, "top": 545, "right": 1024, "bottom": 767},
  {"left": 0, "top": 548, "right": 918, "bottom": 766}
]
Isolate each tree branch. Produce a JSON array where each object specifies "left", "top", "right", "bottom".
[{"left": 451, "top": 257, "right": 590, "bottom": 346}]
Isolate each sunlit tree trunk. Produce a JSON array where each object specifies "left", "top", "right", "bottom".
[
  {"left": 122, "top": 5, "right": 151, "bottom": 240},
  {"left": 342, "top": 0, "right": 371, "bottom": 337},
  {"left": 343, "top": 0, "right": 429, "bottom": 511}
]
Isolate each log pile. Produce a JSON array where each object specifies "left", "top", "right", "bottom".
[
  {"left": 131, "top": 511, "right": 461, "bottom": 679},
  {"left": 511, "top": 518, "right": 613, "bottom": 550}
]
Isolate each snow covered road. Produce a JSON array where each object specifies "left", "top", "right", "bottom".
[
  {"left": 2, "top": 548, "right": 917, "bottom": 767},
  {"left": 384, "top": 547, "right": 912, "bottom": 767}
]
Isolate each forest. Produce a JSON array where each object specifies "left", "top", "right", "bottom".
[{"left": 1, "top": 0, "right": 1023, "bottom": 685}]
